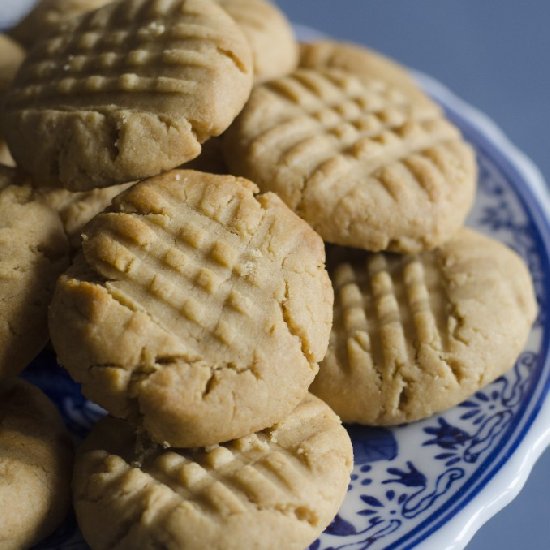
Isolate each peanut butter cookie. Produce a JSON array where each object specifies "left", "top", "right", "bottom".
[
  {"left": 9, "top": 0, "right": 113, "bottom": 49},
  {"left": 2, "top": 0, "right": 253, "bottom": 190},
  {"left": 311, "top": 229, "right": 537, "bottom": 424},
  {"left": 49, "top": 170, "right": 333, "bottom": 447},
  {"left": 0, "top": 166, "right": 68, "bottom": 381},
  {"left": 0, "top": 379, "right": 73, "bottom": 550},
  {"left": 223, "top": 67, "right": 476, "bottom": 252},
  {"left": 73, "top": 394, "right": 352, "bottom": 550}
]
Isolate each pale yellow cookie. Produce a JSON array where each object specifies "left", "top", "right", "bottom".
[
  {"left": 9, "top": 0, "right": 114, "bottom": 49},
  {"left": 300, "top": 40, "right": 429, "bottom": 104},
  {"left": 49, "top": 170, "right": 333, "bottom": 447},
  {"left": 311, "top": 229, "right": 537, "bottom": 424},
  {"left": 73, "top": 394, "right": 353, "bottom": 550},
  {"left": 223, "top": 67, "right": 476, "bottom": 252},
  {"left": 214, "top": 0, "right": 297, "bottom": 82},
  {"left": 38, "top": 182, "right": 134, "bottom": 250},
  {"left": 0, "top": 166, "right": 69, "bottom": 381},
  {"left": 0, "top": 34, "right": 24, "bottom": 93},
  {"left": 0, "top": 379, "right": 73, "bottom": 550},
  {"left": 2, "top": 0, "right": 253, "bottom": 191}
]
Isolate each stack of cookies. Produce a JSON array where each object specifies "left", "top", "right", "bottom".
[{"left": 0, "top": 0, "right": 537, "bottom": 548}]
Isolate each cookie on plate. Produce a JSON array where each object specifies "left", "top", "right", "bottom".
[
  {"left": 49, "top": 170, "right": 333, "bottom": 447},
  {"left": 38, "top": 181, "right": 134, "bottom": 250},
  {"left": 8, "top": 0, "right": 113, "bottom": 49},
  {"left": 223, "top": 67, "right": 476, "bottom": 253},
  {"left": 311, "top": 229, "right": 537, "bottom": 424},
  {"left": 2, "top": 0, "right": 253, "bottom": 191},
  {"left": 214, "top": 0, "right": 297, "bottom": 82},
  {"left": 0, "top": 166, "right": 69, "bottom": 381},
  {"left": 73, "top": 394, "right": 353, "bottom": 550},
  {"left": 0, "top": 379, "right": 73, "bottom": 550},
  {"left": 300, "top": 39, "right": 429, "bottom": 104}
]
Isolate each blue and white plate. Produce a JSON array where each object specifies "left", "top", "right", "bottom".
[{"left": 11, "top": 29, "right": 550, "bottom": 550}]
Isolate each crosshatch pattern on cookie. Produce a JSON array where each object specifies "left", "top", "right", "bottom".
[
  {"left": 224, "top": 67, "right": 476, "bottom": 252},
  {"left": 87, "top": 178, "right": 302, "bottom": 361},
  {"left": 2, "top": 0, "right": 253, "bottom": 190},
  {"left": 312, "top": 229, "right": 537, "bottom": 424},
  {"left": 50, "top": 171, "right": 333, "bottom": 447},
  {"left": 298, "top": 40, "right": 431, "bottom": 105},
  {"left": 74, "top": 395, "right": 352, "bottom": 549},
  {"left": 232, "top": 69, "right": 462, "bottom": 207},
  {"left": 9, "top": 0, "right": 248, "bottom": 106},
  {"left": 328, "top": 250, "right": 449, "bottom": 409},
  {"left": 8, "top": 0, "right": 113, "bottom": 49}
]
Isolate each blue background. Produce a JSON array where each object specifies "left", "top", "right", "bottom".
[{"left": 1, "top": 1, "right": 549, "bottom": 548}]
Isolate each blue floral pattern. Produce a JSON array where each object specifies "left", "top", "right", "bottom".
[{"left": 29, "top": 79, "right": 549, "bottom": 549}]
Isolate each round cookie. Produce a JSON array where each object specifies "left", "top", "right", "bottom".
[
  {"left": 49, "top": 170, "right": 333, "bottom": 447},
  {"left": 223, "top": 67, "right": 476, "bottom": 253},
  {"left": 2, "top": 0, "right": 253, "bottom": 191},
  {"left": 0, "top": 34, "right": 24, "bottom": 93},
  {"left": 38, "top": 181, "right": 134, "bottom": 250},
  {"left": 8, "top": 0, "right": 114, "bottom": 49},
  {"left": 299, "top": 40, "right": 430, "bottom": 105},
  {"left": 73, "top": 394, "right": 353, "bottom": 550},
  {"left": 0, "top": 379, "right": 73, "bottom": 550},
  {"left": 214, "top": 0, "right": 297, "bottom": 82},
  {"left": 311, "top": 229, "right": 537, "bottom": 424},
  {"left": 0, "top": 166, "right": 69, "bottom": 381}
]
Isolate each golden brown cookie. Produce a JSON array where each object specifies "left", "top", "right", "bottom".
[
  {"left": 9, "top": 0, "right": 114, "bottom": 49},
  {"left": 38, "top": 182, "right": 134, "bottom": 250},
  {"left": 2, "top": 0, "right": 253, "bottom": 191},
  {"left": 300, "top": 40, "right": 429, "bottom": 104},
  {"left": 0, "top": 34, "right": 24, "bottom": 93},
  {"left": 311, "top": 229, "right": 537, "bottom": 424},
  {"left": 49, "top": 170, "right": 333, "bottom": 447},
  {"left": 0, "top": 166, "right": 69, "bottom": 381},
  {"left": 0, "top": 379, "right": 73, "bottom": 550},
  {"left": 214, "top": 0, "right": 297, "bottom": 82},
  {"left": 73, "top": 394, "right": 353, "bottom": 550},
  {"left": 223, "top": 67, "right": 476, "bottom": 252}
]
